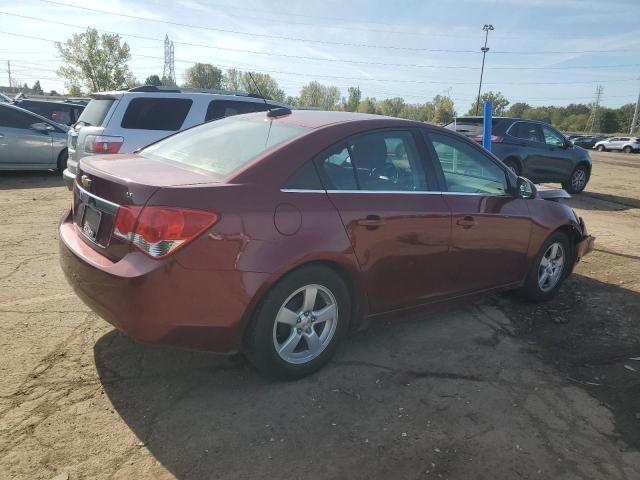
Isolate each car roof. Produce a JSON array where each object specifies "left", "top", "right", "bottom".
[
  {"left": 16, "top": 98, "right": 85, "bottom": 107},
  {"left": 242, "top": 109, "right": 425, "bottom": 129}
]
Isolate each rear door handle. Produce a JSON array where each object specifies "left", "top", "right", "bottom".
[
  {"left": 456, "top": 216, "right": 477, "bottom": 229},
  {"left": 358, "top": 215, "right": 385, "bottom": 229}
]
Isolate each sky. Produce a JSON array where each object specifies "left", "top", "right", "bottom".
[{"left": 0, "top": 0, "right": 639, "bottom": 112}]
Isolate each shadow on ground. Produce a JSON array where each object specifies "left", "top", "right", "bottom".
[
  {"left": 94, "top": 269, "right": 640, "bottom": 478},
  {"left": 565, "top": 191, "right": 640, "bottom": 211},
  {"left": 0, "top": 171, "right": 64, "bottom": 190}
]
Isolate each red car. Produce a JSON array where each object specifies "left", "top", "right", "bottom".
[{"left": 59, "top": 110, "right": 594, "bottom": 379}]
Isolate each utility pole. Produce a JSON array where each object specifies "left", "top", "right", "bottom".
[
  {"left": 6, "top": 60, "right": 12, "bottom": 89},
  {"left": 630, "top": 84, "right": 640, "bottom": 134},
  {"left": 162, "top": 35, "right": 176, "bottom": 86},
  {"left": 586, "top": 85, "right": 603, "bottom": 134},
  {"left": 475, "top": 24, "right": 494, "bottom": 116}
]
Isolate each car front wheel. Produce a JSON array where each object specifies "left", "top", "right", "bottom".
[
  {"left": 520, "top": 231, "right": 571, "bottom": 302},
  {"left": 596, "top": 145, "right": 605, "bottom": 152},
  {"left": 245, "top": 266, "right": 351, "bottom": 379},
  {"left": 562, "top": 164, "right": 588, "bottom": 194},
  {"left": 623, "top": 146, "right": 632, "bottom": 154}
]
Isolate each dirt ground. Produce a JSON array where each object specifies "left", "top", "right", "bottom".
[{"left": 1, "top": 150, "right": 639, "bottom": 480}]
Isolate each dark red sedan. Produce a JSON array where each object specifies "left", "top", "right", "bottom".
[{"left": 59, "top": 110, "right": 594, "bottom": 379}]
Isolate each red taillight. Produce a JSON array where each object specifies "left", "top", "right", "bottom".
[
  {"left": 84, "top": 135, "right": 124, "bottom": 154},
  {"left": 113, "top": 206, "right": 218, "bottom": 258}
]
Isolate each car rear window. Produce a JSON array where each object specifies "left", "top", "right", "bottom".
[
  {"left": 445, "top": 118, "right": 499, "bottom": 137},
  {"left": 121, "top": 97, "right": 192, "bottom": 131},
  {"left": 141, "top": 117, "right": 310, "bottom": 177},
  {"left": 206, "top": 100, "right": 269, "bottom": 121},
  {"left": 77, "top": 99, "right": 115, "bottom": 127}
]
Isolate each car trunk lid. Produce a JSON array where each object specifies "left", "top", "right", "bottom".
[{"left": 73, "top": 154, "right": 221, "bottom": 261}]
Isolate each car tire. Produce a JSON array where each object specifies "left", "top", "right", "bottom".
[
  {"left": 596, "top": 145, "right": 605, "bottom": 152},
  {"left": 562, "top": 164, "right": 589, "bottom": 194},
  {"left": 503, "top": 158, "right": 521, "bottom": 176},
  {"left": 57, "top": 149, "right": 68, "bottom": 172},
  {"left": 623, "top": 146, "right": 632, "bottom": 154},
  {"left": 244, "top": 265, "right": 351, "bottom": 380},
  {"left": 520, "top": 231, "right": 571, "bottom": 303}
]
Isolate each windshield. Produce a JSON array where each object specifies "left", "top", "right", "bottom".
[
  {"left": 77, "top": 98, "right": 115, "bottom": 127},
  {"left": 141, "top": 116, "right": 310, "bottom": 177}
]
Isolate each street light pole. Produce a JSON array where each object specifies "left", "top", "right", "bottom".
[{"left": 475, "top": 24, "right": 494, "bottom": 116}]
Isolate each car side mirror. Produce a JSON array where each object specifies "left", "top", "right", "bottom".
[
  {"left": 31, "top": 122, "right": 54, "bottom": 133},
  {"left": 516, "top": 176, "right": 534, "bottom": 199}
]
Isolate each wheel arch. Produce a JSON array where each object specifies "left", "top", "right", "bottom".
[
  {"left": 56, "top": 147, "right": 68, "bottom": 171},
  {"left": 551, "top": 223, "right": 583, "bottom": 271},
  {"left": 502, "top": 155, "right": 523, "bottom": 174},
  {"left": 240, "top": 258, "right": 367, "bottom": 349}
]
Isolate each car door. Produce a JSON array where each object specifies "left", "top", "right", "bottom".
[
  {"left": 539, "top": 125, "right": 576, "bottom": 180},
  {"left": 505, "top": 121, "right": 549, "bottom": 181},
  {"left": 424, "top": 130, "right": 532, "bottom": 294},
  {"left": 315, "top": 128, "right": 452, "bottom": 313},
  {"left": 0, "top": 106, "right": 54, "bottom": 168}
]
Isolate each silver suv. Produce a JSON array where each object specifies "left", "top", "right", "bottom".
[
  {"left": 63, "top": 86, "right": 289, "bottom": 189},
  {"left": 594, "top": 136, "right": 640, "bottom": 153}
]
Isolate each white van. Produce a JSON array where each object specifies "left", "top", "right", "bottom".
[{"left": 63, "top": 85, "right": 289, "bottom": 188}]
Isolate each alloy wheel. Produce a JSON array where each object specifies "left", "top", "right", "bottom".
[
  {"left": 272, "top": 284, "right": 338, "bottom": 364},
  {"left": 571, "top": 168, "right": 587, "bottom": 192},
  {"left": 538, "top": 242, "right": 565, "bottom": 292}
]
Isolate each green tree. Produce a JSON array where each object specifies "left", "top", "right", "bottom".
[
  {"left": 468, "top": 91, "right": 510, "bottom": 116},
  {"left": 184, "top": 63, "right": 223, "bottom": 89},
  {"left": 144, "top": 74, "right": 162, "bottom": 86},
  {"left": 299, "top": 81, "right": 341, "bottom": 110},
  {"left": 242, "top": 72, "right": 285, "bottom": 101},
  {"left": 432, "top": 94, "right": 456, "bottom": 124},
  {"left": 222, "top": 68, "right": 243, "bottom": 91},
  {"left": 357, "top": 97, "right": 378, "bottom": 114},
  {"left": 599, "top": 108, "right": 619, "bottom": 133},
  {"left": 31, "top": 80, "right": 44, "bottom": 95},
  {"left": 507, "top": 102, "right": 531, "bottom": 118},
  {"left": 616, "top": 103, "right": 635, "bottom": 133},
  {"left": 67, "top": 84, "right": 83, "bottom": 96},
  {"left": 49, "top": 90, "right": 59, "bottom": 96},
  {"left": 56, "top": 28, "right": 134, "bottom": 92},
  {"left": 378, "top": 97, "right": 406, "bottom": 117},
  {"left": 399, "top": 102, "right": 433, "bottom": 122},
  {"left": 342, "top": 86, "right": 362, "bottom": 112}
]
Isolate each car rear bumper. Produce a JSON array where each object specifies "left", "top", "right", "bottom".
[{"left": 58, "top": 210, "right": 267, "bottom": 353}]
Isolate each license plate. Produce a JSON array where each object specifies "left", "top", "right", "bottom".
[{"left": 81, "top": 205, "right": 102, "bottom": 241}]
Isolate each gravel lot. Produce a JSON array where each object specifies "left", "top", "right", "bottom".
[{"left": 1, "top": 151, "right": 639, "bottom": 480}]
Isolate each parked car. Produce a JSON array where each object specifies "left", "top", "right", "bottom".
[
  {"left": 0, "top": 102, "right": 68, "bottom": 171},
  {"left": 446, "top": 117, "right": 592, "bottom": 194},
  {"left": 12, "top": 98, "right": 85, "bottom": 126},
  {"left": 594, "top": 136, "right": 640, "bottom": 153},
  {"left": 571, "top": 136, "right": 600, "bottom": 149},
  {"left": 63, "top": 85, "right": 291, "bottom": 189},
  {"left": 59, "top": 110, "right": 595, "bottom": 379}
]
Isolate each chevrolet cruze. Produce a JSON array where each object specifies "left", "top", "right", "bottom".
[{"left": 60, "top": 110, "right": 594, "bottom": 379}]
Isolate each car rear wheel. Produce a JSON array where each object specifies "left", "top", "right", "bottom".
[
  {"left": 562, "top": 164, "right": 588, "bottom": 194},
  {"left": 245, "top": 266, "right": 351, "bottom": 379},
  {"left": 520, "top": 231, "right": 571, "bottom": 302},
  {"left": 596, "top": 145, "right": 605, "bottom": 152},
  {"left": 623, "top": 146, "right": 632, "bottom": 154}
]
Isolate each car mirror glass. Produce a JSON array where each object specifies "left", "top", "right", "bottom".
[{"left": 516, "top": 176, "right": 534, "bottom": 199}]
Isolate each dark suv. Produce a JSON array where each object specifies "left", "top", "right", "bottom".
[
  {"left": 12, "top": 99, "right": 85, "bottom": 126},
  {"left": 446, "top": 117, "right": 592, "bottom": 193}
]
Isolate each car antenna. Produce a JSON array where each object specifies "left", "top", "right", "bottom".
[{"left": 246, "top": 71, "right": 291, "bottom": 118}]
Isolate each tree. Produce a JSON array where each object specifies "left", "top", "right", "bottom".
[
  {"left": 507, "top": 102, "right": 530, "bottom": 118},
  {"left": 378, "top": 97, "right": 406, "bottom": 117},
  {"left": 242, "top": 72, "right": 285, "bottom": 101},
  {"left": 299, "top": 81, "right": 341, "bottom": 110},
  {"left": 31, "top": 81, "right": 44, "bottom": 95},
  {"left": 599, "top": 108, "right": 619, "bottom": 133},
  {"left": 49, "top": 90, "right": 59, "bottom": 96},
  {"left": 222, "top": 68, "right": 243, "bottom": 91},
  {"left": 399, "top": 102, "right": 434, "bottom": 122},
  {"left": 342, "top": 86, "right": 362, "bottom": 112},
  {"left": 67, "top": 84, "right": 83, "bottom": 96},
  {"left": 468, "top": 91, "right": 510, "bottom": 116},
  {"left": 357, "top": 97, "right": 378, "bottom": 114},
  {"left": 432, "top": 94, "right": 456, "bottom": 124},
  {"left": 56, "top": 28, "right": 134, "bottom": 92},
  {"left": 144, "top": 74, "right": 162, "bottom": 86},
  {"left": 184, "top": 63, "right": 223, "bottom": 89}
]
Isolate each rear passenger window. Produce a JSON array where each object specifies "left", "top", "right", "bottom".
[
  {"left": 121, "top": 98, "right": 192, "bottom": 130},
  {"left": 510, "top": 122, "right": 542, "bottom": 143},
  {"left": 316, "top": 146, "right": 358, "bottom": 190},
  {"left": 348, "top": 130, "right": 427, "bottom": 191},
  {"left": 206, "top": 100, "right": 265, "bottom": 121},
  {"left": 283, "top": 162, "right": 323, "bottom": 190}
]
